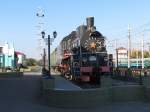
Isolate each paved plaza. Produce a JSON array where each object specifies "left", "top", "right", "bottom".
[{"left": 0, "top": 72, "right": 150, "bottom": 112}]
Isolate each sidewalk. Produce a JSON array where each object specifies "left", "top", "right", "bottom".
[{"left": 53, "top": 75, "right": 81, "bottom": 90}]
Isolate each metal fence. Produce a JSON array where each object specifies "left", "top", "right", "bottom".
[{"left": 111, "top": 68, "right": 150, "bottom": 85}]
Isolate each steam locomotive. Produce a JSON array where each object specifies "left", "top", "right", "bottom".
[{"left": 54, "top": 17, "right": 113, "bottom": 83}]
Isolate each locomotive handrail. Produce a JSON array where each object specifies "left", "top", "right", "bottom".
[
  {"left": 73, "top": 62, "right": 80, "bottom": 67},
  {"left": 81, "top": 52, "right": 107, "bottom": 54}
]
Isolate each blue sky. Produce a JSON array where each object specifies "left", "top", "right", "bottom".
[{"left": 0, "top": 0, "right": 150, "bottom": 59}]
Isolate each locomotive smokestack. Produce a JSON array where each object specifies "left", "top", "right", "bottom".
[{"left": 86, "top": 17, "right": 94, "bottom": 30}]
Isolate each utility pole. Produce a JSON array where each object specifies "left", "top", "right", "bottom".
[
  {"left": 147, "top": 42, "right": 150, "bottom": 57},
  {"left": 36, "top": 7, "right": 45, "bottom": 57},
  {"left": 115, "top": 40, "right": 118, "bottom": 68},
  {"left": 43, "top": 48, "right": 46, "bottom": 69},
  {"left": 141, "top": 34, "right": 144, "bottom": 69},
  {"left": 36, "top": 7, "right": 46, "bottom": 68},
  {"left": 136, "top": 48, "right": 138, "bottom": 68},
  {"left": 128, "top": 25, "right": 131, "bottom": 68}
]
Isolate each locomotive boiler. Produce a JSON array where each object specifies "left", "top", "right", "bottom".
[{"left": 56, "top": 17, "right": 113, "bottom": 83}]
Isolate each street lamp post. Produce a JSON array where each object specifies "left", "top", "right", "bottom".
[
  {"left": 48, "top": 35, "right": 51, "bottom": 75},
  {"left": 41, "top": 31, "right": 57, "bottom": 76},
  {"left": 41, "top": 31, "right": 46, "bottom": 70},
  {"left": 43, "top": 48, "right": 46, "bottom": 69}
]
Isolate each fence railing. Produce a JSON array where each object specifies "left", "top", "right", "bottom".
[{"left": 112, "top": 68, "right": 150, "bottom": 84}]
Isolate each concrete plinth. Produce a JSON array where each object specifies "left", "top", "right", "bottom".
[
  {"left": 143, "top": 76, "right": 150, "bottom": 87},
  {"left": 101, "top": 76, "right": 112, "bottom": 88},
  {"left": 42, "top": 78, "right": 55, "bottom": 90},
  {"left": 43, "top": 88, "right": 112, "bottom": 108},
  {"left": 42, "top": 76, "right": 150, "bottom": 108},
  {"left": 112, "top": 85, "right": 144, "bottom": 102},
  {"left": 143, "top": 76, "right": 150, "bottom": 101}
]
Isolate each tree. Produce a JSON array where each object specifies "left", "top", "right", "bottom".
[
  {"left": 130, "top": 50, "right": 137, "bottom": 58},
  {"left": 144, "top": 51, "right": 150, "bottom": 58},
  {"left": 37, "top": 59, "right": 43, "bottom": 66},
  {"left": 26, "top": 58, "right": 38, "bottom": 66},
  {"left": 130, "top": 50, "right": 150, "bottom": 58}
]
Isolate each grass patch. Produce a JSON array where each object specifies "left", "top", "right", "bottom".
[
  {"left": 21, "top": 66, "right": 41, "bottom": 72},
  {"left": 0, "top": 72, "right": 23, "bottom": 77}
]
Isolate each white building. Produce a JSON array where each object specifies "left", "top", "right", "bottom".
[
  {"left": 0, "top": 42, "right": 15, "bottom": 68},
  {"left": 117, "top": 47, "right": 128, "bottom": 67}
]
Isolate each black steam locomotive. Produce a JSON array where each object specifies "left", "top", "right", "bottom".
[{"left": 56, "top": 17, "right": 113, "bottom": 83}]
